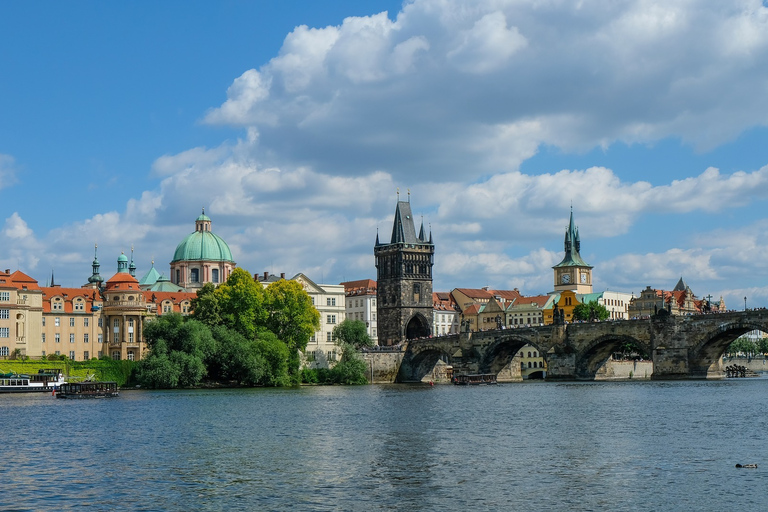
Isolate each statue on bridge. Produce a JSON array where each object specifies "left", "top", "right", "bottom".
[{"left": 553, "top": 303, "right": 565, "bottom": 325}]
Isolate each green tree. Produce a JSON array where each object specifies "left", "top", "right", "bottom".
[
  {"left": 216, "top": 268, "right": 267, "bottom": 339},
  {"left": 263, "top": 279, "right": 320, "bottom": 381},
  {"left": 137, "top": 313, "right": 215, "bottom": 388},
  {"left": 572, "top": 300, "right": 610, "bottom": 322},
  {"left": 254, "top": 330, "right": 292, "bottom": 387},
  {"left": 191, "top": 282, "right": 221, "bottom": 326},
  {"left": 333, "top": 319, "right": 373, "bottom": 349},
  {"left": 727, "top": 336, "right": 757, "bottom": 357},
  {"left": 330, "top": 342, "right": 369, "bottom": 385}
]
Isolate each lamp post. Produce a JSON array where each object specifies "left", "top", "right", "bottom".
[{"left": 744, "top": 296, "right": 747, "bottom": 311}]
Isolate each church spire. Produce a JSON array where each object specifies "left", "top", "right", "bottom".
[
  {"left": 129, "top": 245, "right": 136, "bottom": 277},
  {"left": 88, "top": 243, "right": 104, "bottom": 285}
]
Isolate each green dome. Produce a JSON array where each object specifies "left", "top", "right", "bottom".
[
  {"left": 118, "top": 253, "right": 128, "bottom": 262},
  {"left": 171, "top": 230, "right": 234, "bottom": 263}
]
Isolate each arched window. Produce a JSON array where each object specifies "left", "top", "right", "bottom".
[{"left": 527, "top": 351, "right": 532, "bottom": 357}]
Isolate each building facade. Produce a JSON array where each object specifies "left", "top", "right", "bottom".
[
  {"left": 433, "top": 292, "right": 460, "bottom": 336},
  {"left": 374, "top": 197, "right": 434, "bottom": 345},
  {"left": 341, "top": 279, "right": 378, "bottom": 344},
  {"left": 0, "top": 270, "right": 43, "bottom": 359}
]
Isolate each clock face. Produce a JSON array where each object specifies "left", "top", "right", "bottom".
[
  {"left": 580, "top": 272, "right": 588, "bottom": 283},
  {"left": 561, "top": 273, "right": 571, "bottom": 284}
]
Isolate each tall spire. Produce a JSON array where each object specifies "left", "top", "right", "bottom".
[
  {"left": 88, "top": 243, "right": 104, "bottom": 284},
  {"left": 418, "top": 216, "right": 426, "bottom": 241},
  {"left": 129, "top": 245, "right": 136, "bottom": 277}
]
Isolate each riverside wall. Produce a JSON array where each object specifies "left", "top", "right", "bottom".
[
  {"left": 361, "top": 351, "right": 404, "bottom": 384},
  {"left": 723, "top": 357, "right": 768, "bottom": 373}
]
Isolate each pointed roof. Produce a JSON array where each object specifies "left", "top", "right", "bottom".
[
  {"left": 553, "top": 208, "right": 592, "bottom": 269},
  {"left": 673, "top": 277, "right": 689, "bottom": 292},
  {"left": 389, "top": 201, "right": 422, "bottom": 245},
  {"left": 146, "top": 275, "right": 186, "bottom": 292},
  {"left": 138, "top": 262, "right": 162, "bottom": 287}
]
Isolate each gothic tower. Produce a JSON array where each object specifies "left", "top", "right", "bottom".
[
  {"left": 553, "top": 207, "right": 593, "bottom": 294},
  {"left": 374, "top": 195, "right": 434, "bottom": 346}
]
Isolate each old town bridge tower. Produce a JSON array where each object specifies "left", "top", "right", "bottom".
[{"left": 375, "top": 196, "right": 434, "bottom": 346}]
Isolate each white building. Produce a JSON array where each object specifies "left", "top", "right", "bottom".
[
  {"left": 257, "top": 272, "right": 346, "bottom": 368},
  {"left": 341, "top": 279, "right": 378, "bottom": 345},
  {"left": 433, "top": 292, "right": 460, "bottom": 335},
  {"left": 580, "top": 291, "right": 634, "bottom": 320}
]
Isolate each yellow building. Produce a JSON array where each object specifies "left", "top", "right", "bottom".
[
  {"left": 0, "top": 270, "right": 43, "bottom": 359},
  {"left": 543, "top": 290, "right": 581, "bottom": 325}
]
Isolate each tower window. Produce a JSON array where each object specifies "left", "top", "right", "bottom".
[
  {"left": 190, "top": 268, "right": 200, "bottom": 283},
  {"left": 212, "top": 269, "right": 219, "bottom": 283}
]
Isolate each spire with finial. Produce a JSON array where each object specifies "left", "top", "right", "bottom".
[
  {"left": 88, "top": 243, "right": 104, "bottom": 285},
  {"left": 418, "top": 215, "right": 426, "bottom": 241},
  {"left": 129, "top": 245, "right": 137, "bottom": 277},
  {"left": 50, "top": 269, "right": 55, "bottom": 287}
]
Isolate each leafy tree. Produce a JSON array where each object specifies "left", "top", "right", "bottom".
[
  {"left": 727, "top": 336, "right": 758, "bottom": 357},
  {"left": 572, "top": 300, "right": 610, "bottom": 322},
  {"left": 191, "top": 282, "right": 221, "bottom": 326},
  {"left": 254, "top": 330, "right": 291, "bottom": 387},
  {"left": 330, "top": 342, "right": 369, "bottom": 385},
  {"left": 137, "top": 314, "right": 215, "bottom": 388},
  {"left": 333, "top": 319, "right": 373, "bottom": 349},
  {"left": 208, "top": 325, "right": 265, "bottom": 385},
  {"left": 263, "top": 279, "right": 320, "bottom": 381},
  {"left": 216, "top": 268, "right": 268, "bottom": 339}
]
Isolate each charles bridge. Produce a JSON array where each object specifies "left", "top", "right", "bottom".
[{"left": 393, "top": 309, "right": 768, "bottom": 382}]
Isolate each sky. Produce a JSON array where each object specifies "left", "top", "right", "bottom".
[{"left": 2, "top": 0, "right": 768, "bottom": 309}]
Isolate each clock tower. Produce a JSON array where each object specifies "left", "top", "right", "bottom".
[{"left": 553, "top": 208, "right": 593, "bottom": 294}]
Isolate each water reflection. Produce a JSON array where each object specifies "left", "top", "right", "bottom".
[{"left": 1, "top": 380, "right": 767, "bottom": 510}]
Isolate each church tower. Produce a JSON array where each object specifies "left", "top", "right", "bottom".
[
  {"left": 374, "top": 194, "right": 434, "bottom": 346},
  {"left": 553, "top": 208, "right": 593, "bottom": 294}
]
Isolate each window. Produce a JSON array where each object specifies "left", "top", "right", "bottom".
[
  {"left": 52, "top": 301, "right": 63, "bottom": 311},
  {"left": 212, "top": 269, "right": 219, "bottom": 283},
  {"left": 42, "top": 317, "right": 46, "bottom": 327},
  {"left": 98, "top": 334, "right": 103, "bottom": 344},
  {"left": 74, "top": 300, "right": 84, "bottom": 311},
  {"left": 327, "top": 332, "right": 332, "bottom": 342},
  {"left": 0, "top": 309, "right": 8, "bottom": 319},
  {"left": 127, "top": 352, "right": 135, "bottom": 361},
  {"left": 84, "top": 351, "right": 89, "bottom": 360},
  {"left": 190, "top": 268, "right": 200, "bottom": 283},
  {"left": 327, "top": 297, "right": 336, "bottom": 306},
  {"left": 69, "top": 351, "right": 75, "bottom": 360},
  {"left": 42, "top": 334, "right": 46, "bottom": 344},
  {"left": 0, "top": 291, "right": 9, "bottom": 301},
  {"left": 84, "top": 318, "right": 89, "bottom": 327},
  {"left": 163, "top": 303, "right": 172, "bottom": 313},
  {"left": 70, "top": 318, "right": 75, "bottom": 327},
  {"left": 111, "top": 351, "right": 120, "bottom": 360},
  {"left": 129, "top": 332, "right": 134, "bottom": 343},
  {"left": 55, "top": 317, "right": 60, "bottom": 327},
  {"left": 327, "top": 315, "right": 336, "bottom": 324},
  {"left": 0, "top": 346, "right": 8, "bottom": 356},
  {"left": 84, "top": 334, "right": 89, "bottom": 344},
  {"left": 55, "top": 333, "right": 60, "bottom": 343},
  {"left": 70, "top": 333, "right": 75, "bottom": 343},
  {"left": 55, "top": 350, "right": 60, "bottom": 356},
  {"left": 0, "top": 328, "right": 8, "bottom": 338},
  {"left": 98, "top": 318, "right": 103, "bottom": 327}
]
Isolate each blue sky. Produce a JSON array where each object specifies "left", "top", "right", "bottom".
[{"left": 2, "top": 0, "right": 768, "bottom": 309}]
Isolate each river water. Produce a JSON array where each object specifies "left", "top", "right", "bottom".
[{"left": 1, "top": 378, "right": 767, "bottom": 511}]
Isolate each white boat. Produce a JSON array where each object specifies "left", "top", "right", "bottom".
[{"left": 0, "top": 369, "right": 66, "bottom": 393}]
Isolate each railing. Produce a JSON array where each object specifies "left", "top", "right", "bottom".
[
  {"left": 16, "top": 298, "right": 26, "bottom": 305},
  {"left": 16, "top": 336, "right": 25, "bottom": 344},
  {"left": 104, "top": 301, "right": 144, "bottom": 307}
]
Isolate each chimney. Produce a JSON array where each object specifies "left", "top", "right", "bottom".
[
  {"left": 4, "top": 269, "right": 9, "bottom": 274},
  {"left": 280, "top": 273, "right": 285, "bottom": 279},
  {"left": 264, "top": 271, "right": 269, "bottom": 280}
]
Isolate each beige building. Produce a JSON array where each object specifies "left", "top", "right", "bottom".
[
  {"left": 40, "top": 286, "right": 103, "bottom": 361},
  {"left": 0, "top": 270, "right": 43, "bottom": 359},
  {"left": 433, "top": 292, "right": 460, "bottom": 335}
]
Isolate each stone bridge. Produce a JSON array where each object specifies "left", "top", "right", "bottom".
[{"left": 397, "top": 310, "right": 768, "bottom": 382}]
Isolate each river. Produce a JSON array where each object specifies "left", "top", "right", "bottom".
[{"left": 1, "top": 378, "right": 767, "bottom": 511}]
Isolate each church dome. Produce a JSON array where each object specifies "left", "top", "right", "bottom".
[{"left": 171, "top": 209, "right": 234, "bottom": 263}]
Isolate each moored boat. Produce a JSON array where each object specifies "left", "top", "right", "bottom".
[
  {"left": 56, "top": 381, "right": 119, "bottom": 399},
  {"left": 0, "top": 369, "right": 66, "bottom": 393},
  {"left": 452, "top": 373, "right": 497, "bottom": 385}
]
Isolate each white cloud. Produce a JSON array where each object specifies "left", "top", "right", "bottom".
[{"left": 200, "top": 0, "right": 768, "bottom": 179}]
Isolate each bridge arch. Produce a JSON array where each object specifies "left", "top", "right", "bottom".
[
  {"left": 689, "top": 320, "right": 767, "bottom": 378},
  {"left": 479, "top": 333, "right": 546, "bottom": 377},
  {"left": 397, "top": 344, "right": 454, "bottom": 383},
  {"left": 575, "top": 334, "right": 651, "bottom": 380}
]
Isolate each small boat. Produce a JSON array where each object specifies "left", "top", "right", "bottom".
[
  {"left": 453, "top": 373, "right": 498, "bottom": 385},
  {"left": 56, "top": 381, "right": 119, "bottom": 399},
  {"left": 0, "top": 369, "right": 66, "bottom": 393}
]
